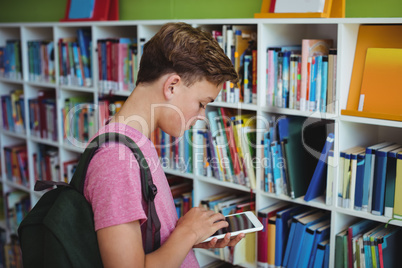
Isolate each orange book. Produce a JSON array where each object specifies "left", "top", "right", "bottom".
[
  {"left": 346, "top": 25, "right": 402, "bottom": 112},
  {"left": 358, "top": 48, "right": 402, "bottom": 117}
]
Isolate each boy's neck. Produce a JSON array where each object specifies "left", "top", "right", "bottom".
[{"left": 109, "top": 84, "right": 160, "bottom": 138}]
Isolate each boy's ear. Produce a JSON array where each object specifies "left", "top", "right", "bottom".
[{"left": 163, "top": 74, "right": 181, "bottom": 100}]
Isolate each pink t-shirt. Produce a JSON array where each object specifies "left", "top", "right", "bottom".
[{"left": 84, "top": 123, "right": 199, "bottom": 267}]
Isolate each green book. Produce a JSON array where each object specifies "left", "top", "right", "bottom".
[{"left": 335, "top": 229, "right": 347, "bottom": 268}]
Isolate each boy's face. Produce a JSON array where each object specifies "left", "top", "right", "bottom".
[{"left": 159, "top": 78, "right": 222, "bottom": 138}]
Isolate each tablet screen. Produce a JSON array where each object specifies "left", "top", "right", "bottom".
[{"left": 212, "top": 213, "right": 255, "bottom": 235}]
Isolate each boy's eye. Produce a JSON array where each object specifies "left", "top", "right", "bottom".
[{"left": 199, "top": 103, "right": 206, "bottom": 109}]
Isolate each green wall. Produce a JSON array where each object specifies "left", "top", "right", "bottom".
[{"left": 0, "top": 0, "right": 401, "bottom": 23}]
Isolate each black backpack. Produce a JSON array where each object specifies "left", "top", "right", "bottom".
[{"left": 18, "top": 132, "right": 161, "bottom": 267}]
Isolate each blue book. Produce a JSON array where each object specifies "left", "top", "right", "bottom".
[
  {"left": 362, "top": 142, "right": 394, "bottom": 212},
  {"left": 384, "top": 147, "right": 402, "bottom": 217},
  {"left": 304, "top": 133, "right": 335, "bottom": 201},
  {"left": 264, "top": 131, "right": 273, "bottom": 192},
  {"left": 77, "top": 28, "right": 92, "bottom": 85},
  {"left": 282, "top": 209, "right": 318, "bottom": 267},
  {"left": 298, "top": 220, "right": 330, "bottom": 268},
  {"left": 275, "top": 52, "right": 283, "bottom": 107},
  {"left": 324, "top": 240, "right": 330, "bottom": 268},
  {"left": 314, "top": 55, "right": 322, "bottom": 112},
  {"left": 68, "top": 0, "right": 95, "bottom": 19},
  {"left": 354, "top": 152, "right": 366, "bottom": 210},
  {"left": 270, "top": 141, "right": 283, "bottom": 195},
  {"left": 287, "top": 211, "right": 329, "bottom": 268},
  {"left": 313, "top": 240, "right": 327, "bottom": 268},
  {"left": 320, "top": 55, "right": 328, "bottom": 113},
  {"left": 309, "top": 56, "right": 317, "bottom": 111},
  {"left": 275, "top": 205, "right": 307, "bottom": 267},
  {"left": 282, "top": 51, "right": 291, "bottom": 108},
  {"left": 372, "top": 144, "right": 401, "bottom": 215},
  {"left": 308, "top": 224, "right": 331, "bottom": 268}
]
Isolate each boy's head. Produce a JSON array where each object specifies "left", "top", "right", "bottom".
[{"left": 136, "top": 22, "right": 238, "bottom": 87}]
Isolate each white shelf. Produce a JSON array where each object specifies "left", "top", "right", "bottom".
[{"left": 1, "top": 18, "right": 401, "bottom": 268}]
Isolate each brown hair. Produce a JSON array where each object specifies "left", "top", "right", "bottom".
[{"left": 136, "top": 22, "right": 238, "bottom": 87}]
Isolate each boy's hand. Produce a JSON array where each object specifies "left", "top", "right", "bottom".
[{"left": 193, "top": 232, "right": 245, "bottom": 249}]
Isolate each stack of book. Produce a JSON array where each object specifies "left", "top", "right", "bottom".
[
  {"left": 0, "top": 40, "right": 22, "bottom": 80},
  {"left": 266, "top": 40, "right": 337, "bottom": 113},
  {"left": 257, "top": 204, "right": 330, "bottom": 268},
  {"left": 96, "top": 37, "right": 137, "bottom": 93},
  {"left": 3, "top": 144, "right": 28, "bottom": 187},
  {"left": 1, "top": 89, "right": 25, "bottom": 134},
  {"left": 58, "top": 28, "right": 92, "bottom": 87},
  {"left": 210, "top": 25, "right": 257, "bottom": 104},
  {"left": 337, "top": 143, "right": 402, "bottom": 218},
  {"left": 27, "top": 40, "right": 55, "bottom": 83},
  {"left": 28, "top": 90, "right": 57, "bottom": 141},
  {"left": 335, "top": 220, "right": 401, "bottom": 268},
  {"left": 33, "top": 144, "right": 60, "bottom": 183}
]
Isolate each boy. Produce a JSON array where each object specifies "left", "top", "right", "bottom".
[{"left": 84, "top": 22, "right": 242, "bottom": 267}]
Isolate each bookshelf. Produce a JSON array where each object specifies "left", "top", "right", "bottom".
[{"left": 1, "top": 18, "right": 402, "bottom": 268}]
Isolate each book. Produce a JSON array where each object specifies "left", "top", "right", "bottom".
[
  {"left": 283, "top": 209, "right": 320, "bottom": 267},
  {"left": 353, "top": 151, "right": 366, "bottom": 211},
  {"left": 347, "top": 219, "right": 377, "bottom": 268},
  {"left": 393, "top": 152, "right": 402, "bottom": 220},
  {"left": 304, "top": 132, "right": 334, "bottom": 201},
  {"left": 326, "top": 48, "right": 337, "bottom": 114},
  {"left": 298, "top": 220, "right": 330, "bottom": 268},
  {"left": 384, "top": 147, "right": 402, "bottom": 217},
  {"left": 371, "top": 144, "right": 401, "bottom": 216},
  {"left": 335, "top": 229, "right": 348, "bottom": 268},
  {"left": 325, "top": 150, "right": 335, "bottom": 205},
  {"left": 257, "top": 202, "right": 288, "bottom": 267},
  {"left": 287, "top": 210, "right": 329, "bottom": 268},
  {"left": 358, "top": 48, "right": 402, "bottom": 119},
  {"left": 362, "top": 142, "right": 394, "bottom": 212}
]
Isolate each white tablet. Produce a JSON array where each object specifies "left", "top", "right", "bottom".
[{"left": 202, "top": 211, "right": 263, "bottom": 242}]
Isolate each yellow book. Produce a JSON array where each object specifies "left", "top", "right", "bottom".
[
  {"left": 393, "top": 152, "right": 402, "bottom": 219},
  {"left": 267, "top": 215, "right": 276, "bottom": 267}
]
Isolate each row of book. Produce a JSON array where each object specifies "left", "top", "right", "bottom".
[
  {"left": 27, "top": 40, "right": 55, "bottom": 83},
  {"left": 96, "top": 38, "right": 138, "bottom": 94},
  {"left": 335, "top": 219, "right": 401, "bottom": 268},
  {"left": 3, "top": 144, "right": 29, "bottom": 187},
  {"left": 261, "top": 115, "right": 333, "bottom": 200},
  {"left": 57, "top": 28, "right": 92, "bottom": 87},
  {"left": 210, "top": 25, "right": 257, "bottom": 104},
  {"left": 28, "top": 90, "right": 57, "bottom": 141},
  {"left": 0, "top": 40, "right": 22, "bottom": 80},
  {"left": 336, "top": 142, "right": 402, "bottom": 219},
  {"left": 266, "top": 40, "right": 337, "bottom": 113},
  {"left": 1, "top": 89, "right": 25, "bottom": 134},
  {"left": 258, "top": 204, "right": 330, "bottom": 268},
  {"left": 199, "top": 192, "right": 256, "bottom": 265},
  {"left": 152, "top": 108, "right": 258, "bottom": 189},
  {"left": 152, "top": 128, "right": 193, "bottom": 174}
]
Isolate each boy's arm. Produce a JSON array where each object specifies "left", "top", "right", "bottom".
[{"left": 97, "top": 207, "right": 241, "bottom": 268}]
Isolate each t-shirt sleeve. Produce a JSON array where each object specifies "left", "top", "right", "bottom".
[{"left": 84, "top": 143, "right": 147, "bottom": 231}]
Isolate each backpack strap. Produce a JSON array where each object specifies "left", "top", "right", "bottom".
[{"left": 69, "top": 132, "right": 161, "bottom": 253}]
